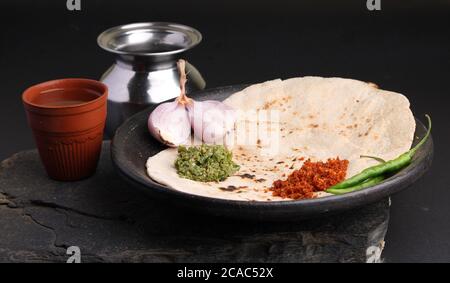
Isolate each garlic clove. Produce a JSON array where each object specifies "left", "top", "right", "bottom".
[
  {"left": 188, "top": 100, "right": 236, "bottom": 143},
  {"left": 148, "top": 100, "right": 191, "bottom": 147}
]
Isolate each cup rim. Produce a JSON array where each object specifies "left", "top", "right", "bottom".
[{"left": 22, "top": 78, "right": 108, "bottom": 110}]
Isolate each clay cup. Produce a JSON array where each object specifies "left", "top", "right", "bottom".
[{"left": 22, "top": 79, "right": 108, "bottom": 181}]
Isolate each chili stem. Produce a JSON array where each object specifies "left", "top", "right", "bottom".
[
  {"left": 409, "top": 114, "right": 432, "bottom": 156},
  {"left": 360, "top": 155, "right": 386, "bottom": 163}
]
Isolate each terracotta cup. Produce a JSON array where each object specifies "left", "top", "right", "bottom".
[{"left": 22, "top": 79, "right": 108, "bottom": 181}]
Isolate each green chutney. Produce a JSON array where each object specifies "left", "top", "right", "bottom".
[{"left": 175, "top": 145, "right": 240, "bottom": 182}]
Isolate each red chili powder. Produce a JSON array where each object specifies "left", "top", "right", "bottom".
[{"left": 269, "top": 158, "right": 349, "bottom": 200}]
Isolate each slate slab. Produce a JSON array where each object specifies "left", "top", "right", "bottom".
[{"left": 0, "top": 142, "right": 389, "bottom": 263}]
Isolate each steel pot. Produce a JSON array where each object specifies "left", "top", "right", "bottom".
[{"left": 97, "top": 22, "right": 206, "bottom": 137}]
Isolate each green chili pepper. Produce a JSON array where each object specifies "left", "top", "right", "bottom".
[
  {"left": 326, "top": 175, "right": 385, "bottom": 195},
  {"left": 326, "top": 114, "right": 431, "bottom": 192}
]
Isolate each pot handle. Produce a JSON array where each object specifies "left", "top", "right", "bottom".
[{"left": 185, "top": 61, "right": 206, "bottom": 90}]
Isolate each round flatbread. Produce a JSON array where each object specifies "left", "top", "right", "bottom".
[{"left": 146, "top": 77, "right": 415, "bottom": 201}]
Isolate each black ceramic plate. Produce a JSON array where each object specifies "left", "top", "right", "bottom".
[{"left": 111, "top": 85, "right": 433, "bottom": 221}]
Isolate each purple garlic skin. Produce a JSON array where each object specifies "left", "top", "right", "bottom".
[
  {"left": 147, "top": 59, "right": 236, "bottom": 147},
  {"left": 148, "top": 100, "right": 191, "bottom": 147},
  {"left": 188, "top": 100, "right": 236, "bottom": 143}
]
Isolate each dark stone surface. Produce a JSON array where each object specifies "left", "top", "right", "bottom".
[{"left": 0, "top": 142, "right": 389, "bottom": 263}]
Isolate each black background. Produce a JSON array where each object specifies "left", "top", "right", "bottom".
[{"left": 1, "top": 0, "right": 449, "bottom": 262}]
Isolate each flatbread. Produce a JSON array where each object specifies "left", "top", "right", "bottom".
[{"left": 146, "top": 77, "right": 415, "bottom": 201}]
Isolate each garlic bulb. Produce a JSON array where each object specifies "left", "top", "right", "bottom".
[
  {"left": 148, "top": 59, "right": 236, "bottom": 146},
  {"left": 188, "top": 100, "right": 236, "bottom": 143}
]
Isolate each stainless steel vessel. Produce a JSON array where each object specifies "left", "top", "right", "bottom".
[{"left": 97, "top": 22, "right": 206, "bottom": 137}]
